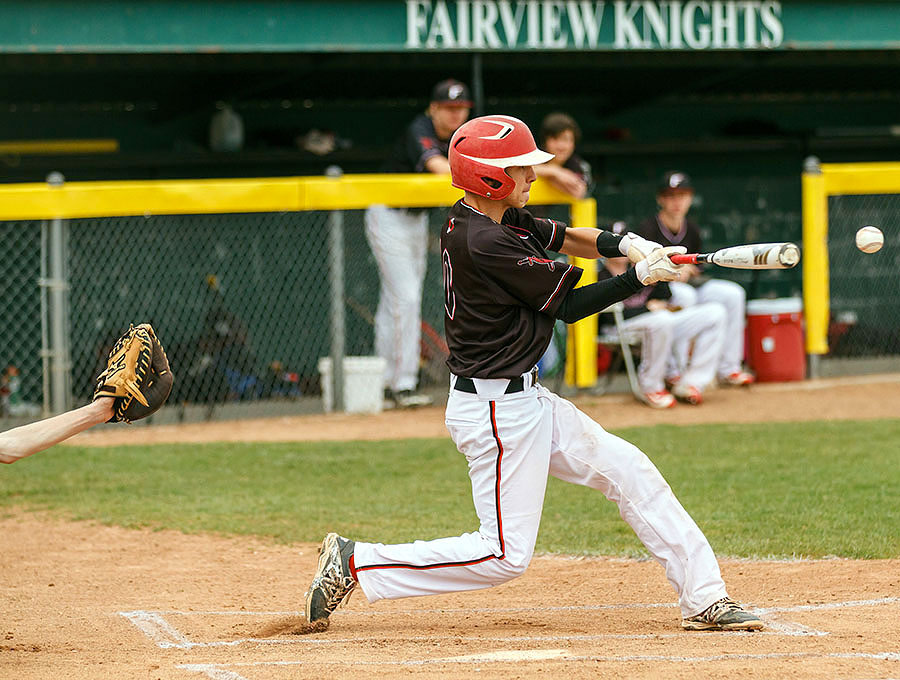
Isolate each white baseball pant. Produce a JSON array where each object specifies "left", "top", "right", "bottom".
[
  {"left": 613, "top": 303, "right": 726, "bottom": 393},
  {"left": 669, "top": 279, "right": 747, "bottom": 379},
  {"left": 364, "top": 204, "right": 428, "bottom": 393},
  {"left": 353, "top": 375, "right": 729, "bottom": 618}
]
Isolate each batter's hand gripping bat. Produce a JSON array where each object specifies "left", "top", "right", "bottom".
[{"left": 669, "top": 242, "right": 800, "bottom": 269}]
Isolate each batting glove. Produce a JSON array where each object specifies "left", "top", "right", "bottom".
[
  {"left": 634, "top": 246, "right": 687, "bottom": 284},
  {"left": 618, "top": 232, "right": 664, "bottom": 264}
]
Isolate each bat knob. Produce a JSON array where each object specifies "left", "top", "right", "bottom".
[{"left": 779, "top": 243, "right": 801, "bottom": 267}]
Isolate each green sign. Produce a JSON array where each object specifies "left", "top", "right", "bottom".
[{"left": 1, "top": 0, "right": 898, "bottom": 52}]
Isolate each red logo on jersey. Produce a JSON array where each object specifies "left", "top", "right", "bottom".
[
  {"left": 420, "top": 137, "right": 435, "bottom": 149},
  {"left": 447, "top": 218, "right": 455, "bottom": 233},
  {"left": 517, "top": 257, "right": 557, "bottom": 270}
]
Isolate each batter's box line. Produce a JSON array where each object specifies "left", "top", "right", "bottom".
[
  {"left": 121, "top": 597, "right": 900, "bottom": 649},
  {"left": 117, "top": 608, "right": 800, "bottom": 650},
  {"left": 178, "top": 650, "right": 900, "bottom": 680}
]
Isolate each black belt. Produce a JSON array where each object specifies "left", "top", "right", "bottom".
[{"left": 454, "top": 367, "right": 539, "bottom": 395}]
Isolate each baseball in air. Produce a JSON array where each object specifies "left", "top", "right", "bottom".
[{"left": 855, "top": 226, "right": 883, "bottom": 253}]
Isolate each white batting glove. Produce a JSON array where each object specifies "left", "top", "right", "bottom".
[
  {"left": 634, "top": 246, "right": 687, "bottom": 284},
  {"left": 618, "top": 232, "right": 664, "bottom": 264}
]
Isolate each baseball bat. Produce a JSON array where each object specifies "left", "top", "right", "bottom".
[{"left": 669, "top": 242, "right": 800, "bottom": 269}]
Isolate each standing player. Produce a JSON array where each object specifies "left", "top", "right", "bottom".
[
  {"left": 303, "top": 116, "right": 763, "bottom": 633},
  {"left": 638, "top": 172, "right": 755, "bottom": 388},
  {"left": 364, "top": 79, "right": 472, "bottom": 409}
]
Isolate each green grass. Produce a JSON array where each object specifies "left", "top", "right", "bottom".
[{"left": 1, "top": 419, "right": 898, "bottom": 559}]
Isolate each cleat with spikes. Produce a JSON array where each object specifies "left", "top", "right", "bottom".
[
  {"left": 305, "top": 533, "right": 357, "bottom": 623},
  {"left": 682, "top": 597, "right": 763, "bottom": 631}
]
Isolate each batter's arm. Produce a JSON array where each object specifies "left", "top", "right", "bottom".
[
  {"left": 555, "top": 268, "right": 643, "bottom": 323},
  {"left": 559, "top": 227, "right": 661, "bottom": 262},
  {"left": 559, "top": 227, "right": 615, "bottom": 258},
  {"left": 0, "top": 398, "right": 113, "bottom": 464}
]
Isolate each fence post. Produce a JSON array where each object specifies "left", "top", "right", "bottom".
[
  {"left": 566, "top": 199, "right": 598, "bottom": 388},
  {"left": 41, "top": 171, "right": 72, "bottom": 414},
  {"left": 801, "top": 156, "right": 828, "bottom": 379},
  {"left": 325, "top": 165, "right": 346, "bottom": 412}
]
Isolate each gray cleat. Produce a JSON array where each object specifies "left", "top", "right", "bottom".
[
  {"left": 682, "top": 597, "right": 764, "bottom": 631},
  {"left": 305, "top": 532, "right": 357, "bottom": 623}
]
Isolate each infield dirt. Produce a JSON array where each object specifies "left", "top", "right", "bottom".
[{"left": 3, "top": 373, "right": 899, "bottom": 680}]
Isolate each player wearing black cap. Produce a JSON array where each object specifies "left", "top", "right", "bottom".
[
  {"left": 305, "top": 116, "right": 763, "bottom": 634},
  {"left": 637, "top": 172, "right": 755, "bottom": 400},
  {"left": 364, "top": 79, "right": 472, "bottom": 409}
]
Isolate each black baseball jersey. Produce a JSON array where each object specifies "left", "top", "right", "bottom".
[
  {"left": 441, "top": 200, "right": 582, "bottom": 378},
  {"left": 382, "top": 113, "right": 449, "bottom": 173},
  {"left": 637, "top": 215, "right": 703, "bottom": 254}
]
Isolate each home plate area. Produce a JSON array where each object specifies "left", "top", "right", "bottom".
[{"left": 120, "top": 597, "right": 900, "bottom": 680}]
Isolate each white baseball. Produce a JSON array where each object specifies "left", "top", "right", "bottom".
[{"left": 855, "top": 226, "right": 883, "bottom": 253}]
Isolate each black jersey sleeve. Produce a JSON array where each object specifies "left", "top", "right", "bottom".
[
  {"left": 555, "top": 268, "right": 644, "bottom": 323},
  {"left": 501, "top": 208, "right": 567, "bottom": 251},
  {"left": 406, "top": 115, "right": 445, "bottom": 172},
  {"left": 469, "top": 227, "right": 582, "bottom": 318}
]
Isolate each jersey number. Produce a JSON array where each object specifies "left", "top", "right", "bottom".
[{"left": 442, "top": 249, "right": 456, "bottom": 319}]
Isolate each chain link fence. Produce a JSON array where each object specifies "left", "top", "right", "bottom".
[
  {"left": 1, "top": 220, "right": 44, "bottom": 421},
  {"left": 1, "top": 207, "right": 453, "bottom": 427},
  {"left": 825, "top": 193, "right": 900, "bottom": 367}
]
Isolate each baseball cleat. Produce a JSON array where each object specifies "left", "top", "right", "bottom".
[
  {"left": 664, "top": 374, "right": 682, "bottom": 391},
  {"left": 305, "top": 533, "right": 357, "bottom": 623},
  {"left": 720, "top": 371, "right": 755, "bottom": 386},
  {"left": 395, "top": 390, "right": 433, "bottom": 408},
  {"left": 672, "top": 383, "right": 703, "bottom": 405},
  {"left": 639, "top": 390, "right": 676, "bottom": 409},
  {"left": 383, "top": 388, "right": 396, "bottom": 410},
  {"left": 682, "top": 597, "right": 764, "bottom": 631}
]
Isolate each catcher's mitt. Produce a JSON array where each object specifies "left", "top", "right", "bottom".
[{"left": 93, "top": 323, "right": 174, "bottom": 423}]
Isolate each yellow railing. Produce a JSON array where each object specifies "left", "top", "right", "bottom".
[
  {"left": 0, "top": 173, "right": 599, "bottom": 387},
  {"left": 802, "top": 161, "right": 900, "bottom": 355}
]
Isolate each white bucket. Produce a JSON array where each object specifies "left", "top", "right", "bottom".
[{"left": 317, "top": 356, "right": 386, "bottom": 414}]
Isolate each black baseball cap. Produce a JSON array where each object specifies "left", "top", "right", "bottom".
[
  {"left": 430, "top": 79, "right": 472, "bottom": 107},
  {"left": 658, "top": 171, "right": 694, "bottom": 194}
]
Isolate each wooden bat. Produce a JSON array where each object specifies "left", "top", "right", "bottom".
[{"left": 669, "top": 242, "right": 800, "bottom": 269}]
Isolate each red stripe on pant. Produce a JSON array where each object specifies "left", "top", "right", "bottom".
[{"left": 355, "top": 400, "right": 506, "bottom": 573}]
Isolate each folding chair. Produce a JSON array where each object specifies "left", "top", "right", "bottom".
[{"left": 595, "top": 301, "right": 643, "bottom": 399}]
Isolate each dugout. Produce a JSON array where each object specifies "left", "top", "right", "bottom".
[
  {"left": 1, "top": 1, "right": 899, "bottom": 414},
  {"left": 2, "top": 5, "right": 898, "bottom": 281}
]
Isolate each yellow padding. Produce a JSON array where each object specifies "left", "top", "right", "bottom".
[
  {"left": 822, "top": 162, "right": 900, "bottom": 195},
  {"left": 0, "top": 174, "right": 581, "bottom": 221}
]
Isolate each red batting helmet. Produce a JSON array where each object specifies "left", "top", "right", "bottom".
[{"left": 449, "top": 115, "right": 554, "bottom": 199}]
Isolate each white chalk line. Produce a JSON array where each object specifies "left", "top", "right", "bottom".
[
  {"left": 118, "top": 610, "right": 192, "bottom": 648},
  {"left": 178, "top": 650, "right": 900, "bottom": 679},
  {"left": 121, "top": 597, "right": 900, "bottom": 650},
  {"left": 135, "top": 596, "right": 900, "bottom": 618}
]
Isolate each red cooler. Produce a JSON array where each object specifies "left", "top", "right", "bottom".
[{"left": 746, "top": 298, "right": 806, "bottom": 382}]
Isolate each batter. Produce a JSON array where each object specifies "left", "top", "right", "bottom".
[{"left": 304, "top": 115, "right": 763, "bottom": 632}]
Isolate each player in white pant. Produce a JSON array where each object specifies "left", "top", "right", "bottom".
[
  {"left": 365, "top": 204, "right": 428, "bottom": 396},
  {"left": 363, "top": 79, "right": 472, "bottom": 408},
  {"left": 602, "top": 257, "right": 726, "bottom": 407},
  {"left": 638, "top": 171, "right": 755, "bottom": 387},
  {"left": 616, "top": 303, "right": 726, "bottom": 407},
  {"left": 304, "top": 115, "right": 763, "bottom": 633},
  {"left": 356, "top": 379, "right": 726, "bottom": 615},
  {"left": 669, "top": 278, "right": 747, "bottom": 384}
]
